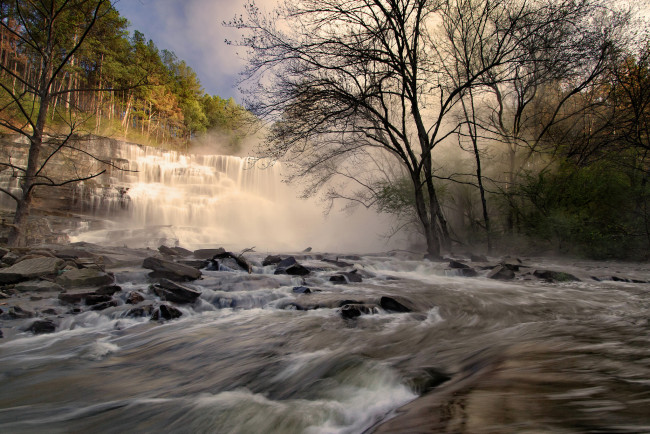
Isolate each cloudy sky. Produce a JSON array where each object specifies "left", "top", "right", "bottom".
[{"left": 114, "top": 0, "right": 277, "bottom": 101}]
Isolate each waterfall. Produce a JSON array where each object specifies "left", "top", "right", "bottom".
[{"left": 68, "top": 141, "right": 398, "bottom": 252}]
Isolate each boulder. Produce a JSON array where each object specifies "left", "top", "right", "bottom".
[
  {"left": 487, "top": 265, "right": 515, "bottom": 280},
  {"left": 262, "top": 255, "right": 283, "bottom": 266},
  {"left": 84, "top": 294, "right": 113, "bottom": 306},
  {"left": 125, "top": 304, "right": 154, "bottom": 318},
  {"left": 90, "top": 300, "right": 119, "bottom": 311},
  {"left": 380, "top": 296, "right": 414, "bottom": 313},
  {"left": 14, "top": 280, "right": 64, "bottom": 292},
  {"left": 176, "top": 259, "right": 208, "bottom": 269},
  {"left": 340, "top": 303, "right": 377, "bottom": 319},
  {"left": 274, "top": 257, "right": 310, "bottom": 276},
  {"left": 533, "top": 270, "right": 580, "bottom": 282},
  {"left": 1, "top": 305, "right": 34, "bottom": 319},
  {"left": 329, "top": 275, "right": 347, "bottom": 284},
  {"left": 95, "top": 285, "right": 121, "bottom": 296},
  {"left": 211, "top": 252, "right": 253, "bottom": 273},
  {"left": 330, "top": 270, "right": 362, "bottom": 284},
  {"left": 125, "top": 291, "right": 146, "bottom": 304},
  {"left": 142, "top": 256, "right": 202, "bottom": 281},
  {"left": 58, "top": 289, "right": 98, "bottom": 304},
  {"left": 56, "top": 268, "right": 114, "bottom": 288},
  {"left": 193, "top": 248, "right": 226, "bottom": 259},
  {"left": 0, "top": 257, "right": 65, "bottom": 284},
  {"left": 151, "top": 304, "right": 182, "bottom": 321},
  {"left": 323, "top": 258, "right": 354, "bottom": 268},
  {"left": 152, "top": 279, "right": 201, "bottom": 304},
  {"left": 1, "top": 251, "right": 20, "bottom": 265},
  {"left": 158, "top": 245, "right": 180, "bottom": 256},
  {"left": 449, "top": 260, "right": 471, "bottom": 269},
  {"left": 292, "top": 286, "right": 311, "bottom": 294},
  {"left": 171, "top": 246, "right": 193, "bottom": 256},
  {"left": 26, "top": 319, "right": 56, "bottom": 334}
]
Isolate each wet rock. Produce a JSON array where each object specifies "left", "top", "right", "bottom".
[
  {"left": 470, "top": 254, "right": 488, "bottom": 262},
  {"left": 456, "top": 268, "right": 478, "bottom": 277},
  {"left": 500, "top": 262, "right": 521, "bottom": 272},
  {"left": 292, "top": 286, "right": 311, "bottom": 294},
  {"left": 340, "top": 303, "right": 377, "bottom": 319},
  {"left": 274, "top": 257, "right": 310, "bottom": 276},
  {"left": 302, "top": 247, "right": 312, "bottom": 252},
  {"left": 55, "top": 268, "right": 114, "bottom": 288},
  {"left": 1, "top": 251, "right": 20, "bottom": 265},
  {"left": 152, "top": 279, "right": 201, "bottom": 304},
  {"left": 193, "top": 248, "right": 226, "bottom": 259},
  {"left": 177, "top": 259, "right": 208, "bottom": 269},
  {"left": 14, "top": 280, "right": 64, "bottom": 292},
  {"left": 610, "top": 275, "right": 630, "bottom": 282},
  {"left": 125, "top": 304, "right": 154, "bottom": 318},
  {"left": 90, "top": 300, "right": 119, "bottom": 311},
  {"left": 158, "top": 245, "right": 180, "bottom": 256},
  {"left": 95, "top": 285, "right": 121, "bottom": 296},
  {"left": 0, "top": 290, "right": 9, "bottom": 298},
  {"left": 211, "top": 252, "right": 253, "bottom": 273},
  {"left": 487, "top": 265, "right": 515, "bottom": 280},
  {"left": 151, "top": 304, "right": 182, "bottom": 321},
  {"left": 0, "top": 257, "right": 65, "bottom": 284},
  {"left": 2, "top": 305, "right": 34, "bottom": 319},
  {"left": 126, "top": 291, "right": 146, "bottom": 304},
  {"left": 26, "top": 319, "right": 56, "bottom": 334},
  {"left": 41, "top": 307, "right": 59, "bottom": 315},
  {"left": 380, "top": 296, "right": 413, "bottom": 313},
  {"left": 0, "top": 246, "right": 8, "bottom": 259},
  {"left": 262, "top": 255, "right": 283, "bottom": 266},
  {"left": 323, "top": 258, "right": 354, "bottom": 268},
  {"left": 171, "top": 246, "right": 192, "bottom": 256},
  {"left": 330, "top": 270, "right": 363, "bottom": 284},
  {"left": 142, "top": 256, "right": 202, "bottom": 281},
  {"left": 533, "top": 270, "right": 580, "bottom": 282},
  {"left": 406, "top": 367, "right": 451, "bottom": 394},
  {"left": 84, "top": 294, "right": 113, "bottom": 306},
  {"left": 449, "top": 260, "right": 471, "bottom": 269},
  {"left": 58, "top": 290, "right": 97, "bottom": 304}
]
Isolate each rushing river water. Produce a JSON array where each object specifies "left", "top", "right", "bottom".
[{"left": 1, "top": 253, "right": 649, "bottom": 433}]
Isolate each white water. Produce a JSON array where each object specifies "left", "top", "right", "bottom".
[{"left": 70, "top": 142, "right": 400, "bottom": 252}]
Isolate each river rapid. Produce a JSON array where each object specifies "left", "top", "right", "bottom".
[{"left": 0, "top": 251, "right": 649, "bottom": 433}]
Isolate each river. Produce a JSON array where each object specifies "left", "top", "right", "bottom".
[{"left": 1, "top": 252, "right": 649, "bottom": 433}]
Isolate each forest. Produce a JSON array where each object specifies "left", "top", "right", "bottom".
[{"left": 0, "top": 2, "right": 250, "bottom": 149}]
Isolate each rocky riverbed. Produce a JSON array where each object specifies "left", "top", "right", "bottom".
[{"left": 1, "top": 242, "right": 649, "bottom": 432}]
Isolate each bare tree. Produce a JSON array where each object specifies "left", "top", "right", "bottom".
[
  {"left": 0, "top": 0, "right": 114, "bottom": 246},
  {"left": 231, "top": 0, "right": 626, "bottom": 257}
]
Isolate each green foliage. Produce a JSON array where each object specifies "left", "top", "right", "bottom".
[{"left": 516, "top": 159, "right": 650, "bottom": 259}]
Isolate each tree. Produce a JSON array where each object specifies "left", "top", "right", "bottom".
[
  {"left": 231, "top": 0, "right": 620, "bottom": 257},
  {"left": 0, "top": 0, "right": 114, "bottom": 246}
]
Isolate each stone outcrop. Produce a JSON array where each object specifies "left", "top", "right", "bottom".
[
  {"left": 0, "top": 257, "right": 64, "bottom": 284},
  {"left": 142, "top": 256, "right": 202, "bottom": 281}
]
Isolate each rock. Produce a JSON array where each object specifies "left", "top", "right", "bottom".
[
  {"left": 125, "top": 304, "right": 154, "bottom": 318},
  {"left": 0, "top": 257, "right": 65, "bottom": 284},
  {"left": 449, "top": 260, "right": 471, "bottom": 269},
  {"left": 302, "top": 247, "right": 312, "bottom": 252},
  {"left": 41, "top": 308, "right": 59, "bottom": 315},
  {"left": 262, "top": 255, "right": 283, "bottom": 266},
  {"left": 55, "top": 268, "right": 114, "bottom": 288},
  {"left": 274, "top": 257, "right": 310, "bottom": 276},
  {"left": 126, "top": 291, "right": 146, "bottom": 304},
  {"left": 151, "top": 304, "right": 182, "bottom": 321},
  {"left": 0, "top": 246, "right": 8, "bottom": 259},
  {"left": 330, "top": 270, "right": 362, "bottom": 284},
  {"left": 380, "top": 296, "right": 413, "bottom": 313},
  {"left": 329, "top": 275, "right": 347, "bottom": 284},
  {"left": 500, "top": 262, "right": 520, "bottom": 272},
  {"left": 90, "top": 300, "right": 119, "bottom": 311},
  {"left": 2, "top": 305, "right": 34, "bottom": 319},
  {"left": 406, "top": 367, "right": 451, "bottom": 394},
  {"left": 487, "top": 265, "right": 515, "bottom": 280},
  {"left": 58, "top": 289, "right": 98, "bottom": 304},
  {"left": 152, "top": 279, "right": 201, "bottom": 304},
  {"left": 2, "top": 251, "right": 20, "bottom": 265},
  {"left": 457, "top": 268, "right": 478, "bottom": 277},
  {"left": 292, "top": 286, "right": 311, "bottom": 294},
  {"left": 158, "top": 245, "right": 180, "bottom": 256},
  {"left": 84, "top": 294, "right": 113, "bottom": 306},
  {"left": 14, "top": 280, "right": 64, "bottom": 292},
  {"left": 142, "top": 256, "right": 202, "bottom": 281},
  {"left": 193, "top": 248, "right": 226, "bottom": 259},
  {"left": 26, "top": 319, "right": 56, "bottom": 334},
  {"left": 610, "top": 275, "right": 630, "bottom": 282},
  {"left": 322, "top": 258, "right": 354, "bottom": 268},
  {"left": 212, "top": 252, "right": 252, "bottom": 273},
  {"left": 533, "top": 270, "right": 580, "bottom": 282},
  {"left": 340, "top": 303, "right": 377, "bottom": 319},
  {"left": 95, "top": 285, "right": 121, "bottom": 296},
  {"left": 171, "top": 246, "right": 192, "bottom": 256},
  {"left": 177, "top": 259, "right": 208, "bottom": 269},
  {"left": 470, "top": 254, "right": 488, "bottom": 262},
  {"left": 0, "top": 291, "right": 9, "bottom": 298}
]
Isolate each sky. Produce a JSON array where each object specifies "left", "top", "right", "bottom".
[{"left": 114, "top": 0, "right": 277, "bottom": 102}]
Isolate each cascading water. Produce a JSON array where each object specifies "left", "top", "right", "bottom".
[{"left": 69, "top": 141, "right": 397, "bottom": 252}]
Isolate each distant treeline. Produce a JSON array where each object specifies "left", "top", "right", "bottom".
[{"left": 0, "top": 3, "right": 250, "bottom": 149}]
